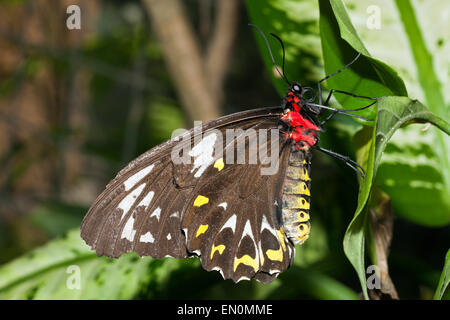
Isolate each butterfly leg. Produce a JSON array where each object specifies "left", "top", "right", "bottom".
[
  {"left": 323, "top": 89, "right": 378, "bottom": 107},
  {"left": 319, "top": 99, "right": 377, "bottom": 127},
  {"left": 317, "top": 53, "right": 361, "bottom": 105},
  {"left": 315, "top": 146, "right": 366, "bottom": 178}
]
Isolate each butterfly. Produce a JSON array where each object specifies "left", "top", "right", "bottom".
[{"left": 81, "top": 26, "right": 377, "bottom": 283}]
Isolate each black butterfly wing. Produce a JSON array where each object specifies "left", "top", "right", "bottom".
[
  {"left": 81, "top": 106, "right": 294, "bottom": 283},
  {"left": 182, "top": 137, "right": 294, "bottom": 283}
]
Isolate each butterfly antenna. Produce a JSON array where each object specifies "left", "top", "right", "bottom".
[
  {"left": 248, "top": 24, "right": 290, "bottom": 85},
  {"left": 269, "top": 33, "right": 291, "bottom": 85}
]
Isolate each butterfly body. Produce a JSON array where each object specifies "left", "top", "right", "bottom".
[
  {"left": 281, "top": 149, "right": 312, "bottom": 245},
  {"left": 276, "top": 82, "right": 320, "bottom": 246}
]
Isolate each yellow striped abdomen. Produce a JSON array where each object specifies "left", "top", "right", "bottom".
[{"left": 281, "top": 150, "right": 311, "bottom": 245}]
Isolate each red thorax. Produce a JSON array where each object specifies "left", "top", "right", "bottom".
[{"left": 282, "top": 92, "right": 320, "bottom": 149}]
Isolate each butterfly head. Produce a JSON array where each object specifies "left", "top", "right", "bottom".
[
  {"left": 283, "top": 82, "right": 318, "bottom": 115},
  {"left": 289, "top": 82, "right": 302, "bottom": 95}
]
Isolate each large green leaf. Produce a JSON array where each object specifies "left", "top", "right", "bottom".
[
  {"left": 346, "top": 97, "right": 449, "bottom": 299},
  {"left": 338, "top": 0, "right": 450, "bottom": 227},
  {"left": 320, "top": 0, "right": 407, "bottom": 119}
]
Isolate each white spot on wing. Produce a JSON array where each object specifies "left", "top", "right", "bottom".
[
  {"left": 150, "top": 207, "right": 161, "bottom": 221},
  {"left": 238, "top": 220, "right": 260, "bottom": 269},
  {"left": 241, "top": 220, "right": 253, "bottom": 242},
  {"left": 138, "top": 191, "right": 154, "bottom": 208},
  {"left": 121, "top": 216, "right": 136, "bottom": 242},
  {"left": 219, "top": 214, "right": 237, "bottom": 233},
  {"left": 170, "top": 211, "right": 179, "bottom": 218},
  {"left": 118, "top": 183, "right": 146, "bottom": 220},
  {"left": 269, "top": 269, "right": 281, "bottom": 275},
  {"left": 140, "top": 232, "right": 154, "bottom": 243},
  {"left": 236, "top": 276, "right": 251, "bottom": 283},
  {"left": 288, "top": 244, "right": 294, "bottom": 260},
  {"left": 167, "top": 233, "right": 172, "bottom": 240},
  {"left": 218, "top": 202, "right": 227, "bottom": 210},
  {"left": 188, "top": 133, "right": 217, "bottom": 178},
  {"left": 124, "top": 165, "right": 154, "bottom": 191},
  {"left": 212, "top": 266, "right": 225, "bottom": 279},
  {"left": 261, "top": 215, "right": 277, "bottom": 238}
]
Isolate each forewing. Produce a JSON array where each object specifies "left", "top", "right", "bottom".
[{"left": 81, "top": 107, "right": 287, "bottom": 264}]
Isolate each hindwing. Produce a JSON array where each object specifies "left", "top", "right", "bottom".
[{"left": 183, "top": 141, "right": 294, "bottom": 283}]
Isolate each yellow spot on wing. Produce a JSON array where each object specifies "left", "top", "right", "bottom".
[
  {"left": 210, "top": 244, "right": 226, "bottom": 259},
  {"left": 299, "top": 182, "right": 310, "bottom": 196},
  {"left": 297, "top": 222, "right": 310, "bottom": 237},
  {"left": 297, "top": 211, "right": 310, "bottom": 222},
  {"left": 194, "top": 195, "right": 209, "bottom": 207},
  {"left": 295, "top": 197, "right": 310, "bottom": 210},
  {"left": 266, "top": 248, "right": 283, "bottom": 262},
  {"left": 300, "top": 167, "right": 310, "bottom": 181},
  {"left": 286, "top": 181, "right": 310, "bottom": 195},
  {"left": 296, "top": 234, "right": 310, "bottom": 245},
  {"left": 276, "top": 229, "right": 286, "bottom": 251},
  {"left": 195, "top": 224, "right": 209, "bottom": 237},
  {"left": 214, "top": 158, "right": 224, "bottom": 171},
  {"left": 233, "top": 255, "right": 258, "bottom": 273}
]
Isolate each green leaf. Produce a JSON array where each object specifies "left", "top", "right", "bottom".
[
  {"left": 246, "top": 0, "right": 324, "bottom": 94},
  {"left": 319, "top": 0, "right": 407, "bottom": 120},
  {"left": 343, "top": 124, "right": 376, "bottom": 300},
  {"left": 0, "top": 229, "right": 155, "bottom": 299},
  {"left": 345, "top": 96, "right": 450, "bottom": 299},
  {"left": 339, "top": 0, "right": 450, "bottom": 226},
  {"left": 434, "top": 249, "right": 450, "bottom": 300}
]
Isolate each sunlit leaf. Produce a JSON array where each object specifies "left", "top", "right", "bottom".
[{"left": 340, "top": 0, "right": 450, "bottom": 227}]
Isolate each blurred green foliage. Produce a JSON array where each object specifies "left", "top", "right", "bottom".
[{"left": 0, "top": 0, "right": 448, "bottom": 300}]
